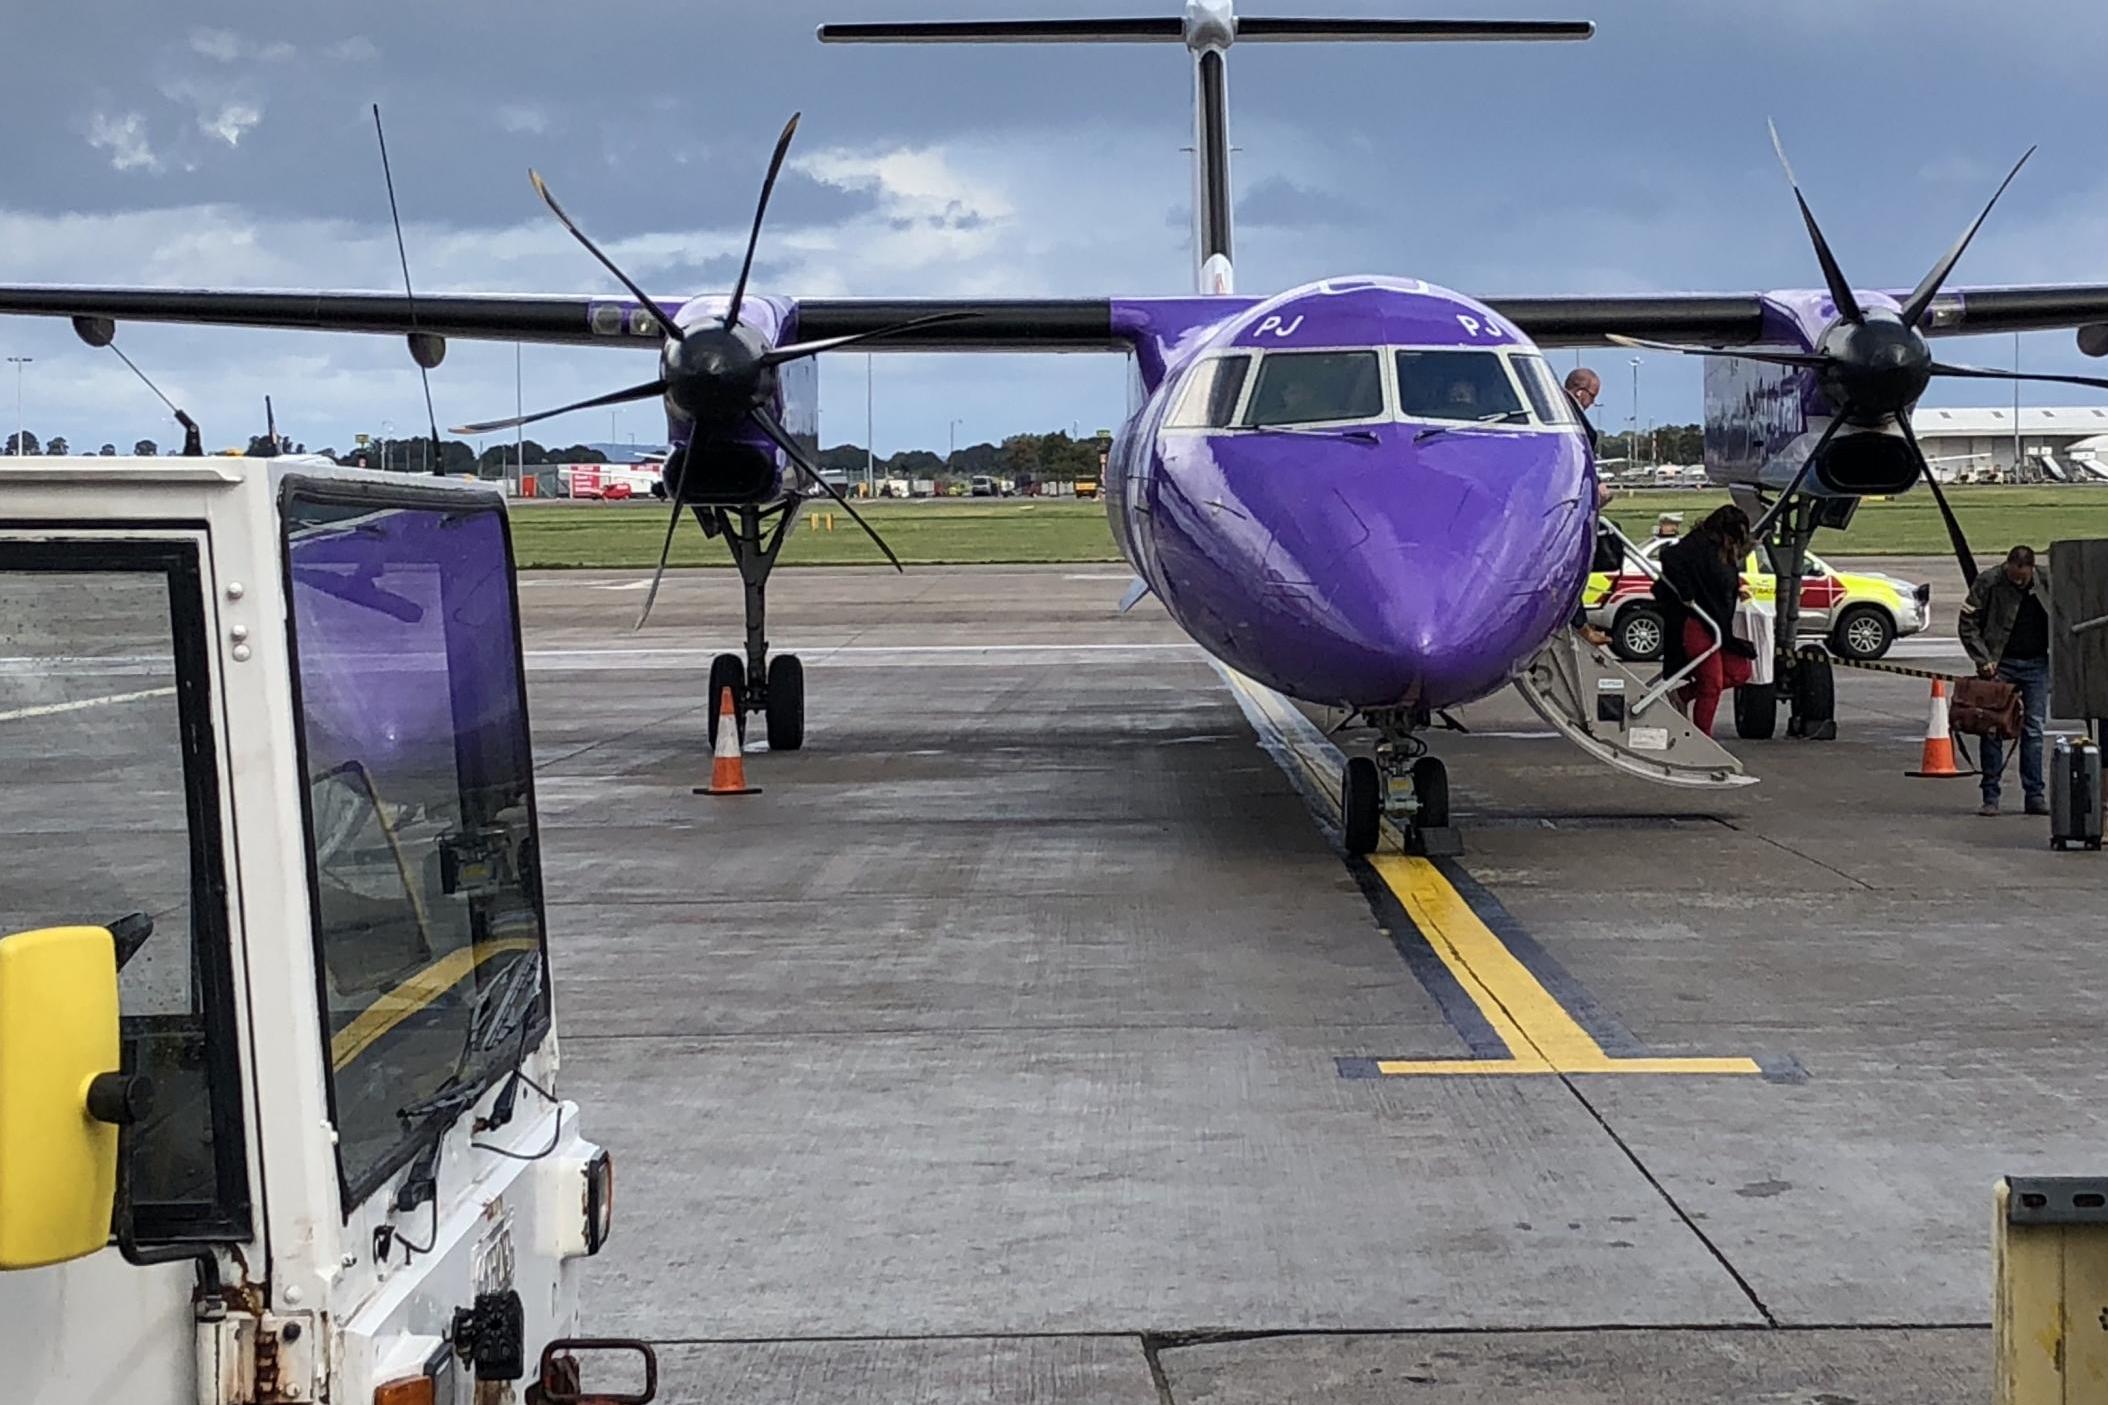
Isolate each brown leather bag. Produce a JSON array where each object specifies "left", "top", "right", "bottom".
[{"left": 1951, "top": 676, "right": 2023, "bottom": 739}]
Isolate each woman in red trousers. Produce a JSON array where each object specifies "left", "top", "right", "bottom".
[{"left": 1656, "top": 505, "right": 1757, "bottom": 735}]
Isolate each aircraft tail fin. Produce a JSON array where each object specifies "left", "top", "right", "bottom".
[{"left": 821, "top": 8, "right": 1592, "bottom": 297}]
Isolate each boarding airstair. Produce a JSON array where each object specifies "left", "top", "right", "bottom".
[{"left": 1513, "top": 525, "right": 1759, "bottom": 790}]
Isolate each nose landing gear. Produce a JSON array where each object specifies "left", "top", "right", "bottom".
[{"left": 1340, "top": 711, "right": 1462, "bottom": 857}]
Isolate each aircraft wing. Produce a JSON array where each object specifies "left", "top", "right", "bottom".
[
  {"left": 5, "top": 283, "right": 2108, "bottom": 354},
  {"left": 0, "top": 286, "right": 1125, "bottom": 351},
  {"left": 1490, "top": 286, "right": 2108, "bottom": 347}
]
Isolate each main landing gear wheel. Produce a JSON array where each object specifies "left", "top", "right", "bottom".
[
  {"left": 1410, "top": 756, "right": 1450, "bottom": 830},
  {"left": 1733, "top": 681, "right": 1777, "bottom": 740},
  {"left": 1787, "top": 655, "right": 1838, "bottom": 741},
  {"left": 707, "top": 653, "right": 746, "bottom": 748},
  {"left": 1342, "top": 756, "right": 1381, "bottom": 856},
  {"left": 766, "top": 654, "right": 805, "bottom": 752}
]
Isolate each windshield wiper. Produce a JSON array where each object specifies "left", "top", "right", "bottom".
[
  {"left": 393, "top": 951, "right": 545, "bottom": 1129},
  {"left": 1415, "top": 410, "right": 1530, "bottom": 443},
  {"left": 1223, "top": 425, "right": 1380, "bottom": 445}
]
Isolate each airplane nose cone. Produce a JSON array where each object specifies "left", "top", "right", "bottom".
[
  {"left": 1160, "top": 430, "right": 1592, "bottom": 710},
  {"left": 1294, "top": 541, "right": 1568, "bottom": 706}
]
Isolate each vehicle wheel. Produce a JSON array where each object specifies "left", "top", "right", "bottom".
[
  {"left": 706, "top": 653, "right": 746, "bottom": 748},
  {"left": 1734, "top": 682, "right": 1777, "bottom": 740},
  {"left": 1341, "top": 757, "right": 1381, "bottom": 855},
  {"left": 1614, "top": 604, "right": 1666, "bottom": 663},
  {"left": 1830, "top": 604, "right": 1895, "bottom": 660},
  {"left": 1411, "top": 756, "right": 1451, "bottom": 830},
  {"left": 766, "top": 654, "right": 805, "bottom": 752}
]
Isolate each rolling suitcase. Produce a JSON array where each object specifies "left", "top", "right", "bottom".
[{"left": 2049, "top": 735, "right": 2103, "bottom": 851}]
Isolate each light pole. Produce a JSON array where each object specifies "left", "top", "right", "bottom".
[
  {"left": 948, "top": 417, "right": 963, "bottom": 463},
  {"left": 381, "top": 419, "right": 394, "bottom": 474},
  {"left": 5, "top": 356, "right": 29, "bottom": 456},
  {"left": 515, "top": 343, "right": 524, "bottom": 495},
  {"left": 1628, "top": 357, "right": 1641, "bottom": 465},
  {"left": 2012, "top": 331, "right": 2022, "bottom": 476},
  {"left": 865, "top": 354, "right": 875, "bottom": 494}
]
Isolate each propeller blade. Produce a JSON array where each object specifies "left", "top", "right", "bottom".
[
  {"left": 1894, "top": 411, "right": 1979, "bottom": 587},
  {"left": 1607, "top": 332, "right": 1827, "bottom": 368},
  {"left": 1899, "top": 147, "right": 2034, "bottom": 328},
  {"left": 1748, "top": 413, "right": 1851, "bottom": 540},
  {"left": 724, "top": 113, "right": 801, "bottom": 330},
  {"left": 1768, "top": 119, "right": 1863, "bottom": 325},
  {"left": 450, "top": 378, "right": 665, "bottom": 436},
  {"left": 529, "top": 169, "right": 684, "bottom": 343},
  {"left": 635, "top": 482, "right": 688, "bottom": 630},
  {"left": 750, "top": 406, "right": 904, "bottom": 572},
  {"left": 1929, "top": 360, "right": 2108, "bottom": 393},
  {"left": 760, "top": 311, "right": 979, "bottom": 366}
]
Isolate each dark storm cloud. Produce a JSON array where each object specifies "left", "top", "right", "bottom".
[
  {"left": 1237, "top": 175, "right": 1365, "bottom": 230},
  {"left": 6, "top": 0, "right": 2108, "bottom": 453}
]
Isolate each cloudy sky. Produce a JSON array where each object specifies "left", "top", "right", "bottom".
[{"left": 5, "top": 0, "right": 2108, "bottom": 456}]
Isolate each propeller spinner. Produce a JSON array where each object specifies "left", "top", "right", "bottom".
[{"left": 1611, "top": 123, "right": 2108, "bottom": 587}]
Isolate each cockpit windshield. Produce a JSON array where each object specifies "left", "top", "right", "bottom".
[
  {"left": 1166, "top": 354, "right": 1253, "bottom": 429},
  {"left": 1397, "top": 350, "right": 1526, "bottom": 424},
  {"left": 1513, "top": 355, "right": 1579, "bottom": 426},
  {"left": 1240, "top": 350, "right": 1384, "bottom": 427}
]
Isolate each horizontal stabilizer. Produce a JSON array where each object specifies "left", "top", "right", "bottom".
[
  {"left": 819, "top": 19, "right": 1183, "bottom": 43},
  {"left": 1235, "top": 18, "right": 1593, "bottom": 41},
  {"left": 818, "top": 17, "right": 1593, "bottom": 45}
]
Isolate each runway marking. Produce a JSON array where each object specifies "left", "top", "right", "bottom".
[
  {"left": 0, "top": 685, "right": 177, "bottom": 723},
  {"left": 525, "top": 643, "right": 1203, "bottom": 671},
  {"left": 1218, "top": 667, "right": 1786, "bottom": 1081}
]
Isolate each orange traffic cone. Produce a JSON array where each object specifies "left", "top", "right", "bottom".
[
  {"left": 694, "top": 686, "right": 761, "bottom": 796},
  {"left": 1906, "top": 678, "right": 1975, "bottom": 778}
]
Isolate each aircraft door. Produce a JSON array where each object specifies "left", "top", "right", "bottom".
[
  {"left": 0, "top": 530, "right": 254, "bottom": 1405},
  {"left": 1512, "top": 527, "right": 1758, "bottom": 790}
]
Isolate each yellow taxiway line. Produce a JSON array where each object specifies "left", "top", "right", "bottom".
[{"left": 1221, "top": 669, "right": 1764, "bottom": 1079}]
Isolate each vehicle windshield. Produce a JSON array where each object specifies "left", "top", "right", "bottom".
[
  {"left": 284, "top": 491, "right": 549, "bottom": 1202},
  {"left": 1240, "top": 350, "right": 1383, "bottom": 427},
  {"left": 1397, "top": 349, "right": 1527, "bottom": 423}
]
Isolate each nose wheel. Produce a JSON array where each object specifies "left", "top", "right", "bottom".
[{"left": 1340, "top": 721, "right": 1460, "bottom": 857}]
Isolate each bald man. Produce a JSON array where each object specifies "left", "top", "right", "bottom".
[{"left": 1564, "top": 367, "right": 1602, "bottom": 453}]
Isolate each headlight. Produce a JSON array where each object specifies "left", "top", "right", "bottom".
[{"left": 584, "top": 1149, "right": 614, "bottom": 1256}]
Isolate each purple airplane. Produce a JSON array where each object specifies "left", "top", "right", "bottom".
[{"left": 10, "top": 3, "right": 2108, "bottom": 855}]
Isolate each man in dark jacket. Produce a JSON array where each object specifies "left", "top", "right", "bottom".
[{"left": 1959, "top": 545, "right": 2055, "bottom": 816}]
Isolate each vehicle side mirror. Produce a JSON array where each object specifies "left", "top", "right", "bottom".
[{"left": 0, "top": 926, "right": 133, "bottom": 1270}]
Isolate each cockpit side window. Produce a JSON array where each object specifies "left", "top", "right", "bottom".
[
  {"left": 1240, "top": 350, "right": 1384, "bottom": 427},
  {"left": 1513, "top": 355, "right": 1579, "bottom": 426},
  {"left": 1165, "top": 354, "right": 1253, "bottom": 429},
  {"left": 1397, "top": 349, "right": 1527, "bottom": 424}
]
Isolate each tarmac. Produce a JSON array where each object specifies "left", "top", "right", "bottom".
[{"left": 517, "top": 558, "right": 2105, "bottom": 1404}]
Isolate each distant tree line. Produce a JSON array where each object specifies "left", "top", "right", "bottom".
[
  {"left": 1598, "top": 423, "right": 1704, "bottom": 465},
  {"left": 819, "top": 430, "right": 1111, "bottom": 483},
  {"left": 3, "top": 424, "right": 1114, "bottom": 481}
]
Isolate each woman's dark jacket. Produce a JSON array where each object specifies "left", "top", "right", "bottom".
[{"left": 1655, "top": 532, "right": 1756, "bottom": 672}]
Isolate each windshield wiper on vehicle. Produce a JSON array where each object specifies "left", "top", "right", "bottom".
[
  {"left": 393, "top": 951, "right": 545, "bottom": 1130},
  {"left": 1414, "top": 409, "right": 1530, "bottom": 443},
  {"left": 1222, "top": 425, "right": 1381, "bottom": 445}
]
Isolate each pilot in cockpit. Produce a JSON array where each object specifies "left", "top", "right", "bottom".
[{"left": 1445, "top": 379, "right": 1481, "bottom": 413}]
